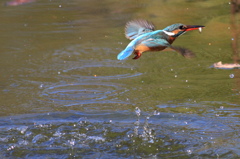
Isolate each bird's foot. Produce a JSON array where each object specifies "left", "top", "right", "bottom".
[{"left": 133, "top": 52, "right": 142, "bottom": 59}]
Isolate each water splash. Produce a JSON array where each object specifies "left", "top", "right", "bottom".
[
  {"left": 0, "top": 110, "right": 238, "bottom": 158},
  {"left": 135, "top": 107, "right": 141, "bottom": 117}
]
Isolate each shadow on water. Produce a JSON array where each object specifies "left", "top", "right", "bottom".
[{"left": 0, "top": 0, "right": 240, "bottom": 158}]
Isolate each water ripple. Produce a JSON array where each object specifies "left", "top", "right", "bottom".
[
  {"left": 61, "top": 64, "right": 142, "bottom": 80},
  {"left": 41, "top": 82, "right": 128, "bottom": 106}
]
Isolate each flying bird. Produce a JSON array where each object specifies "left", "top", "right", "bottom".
[{"left": 117, "top": 19, "right": 204, "bottom": 60}]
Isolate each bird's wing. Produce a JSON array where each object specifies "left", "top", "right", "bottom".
[
  {"left": 169, "top": 46, "right": 195, "bottom": 58},
  {"left": 125, "top": 19, "right": 155, "bottom": 40},
  {"left": 140, "top": 38, "right": 170, "bottom": 48},
  {"left": 117, "top": 36, "right": 195, "bottom": 60},
  {"left": 141, "top": 38, "right": 195, "bottom": 58}
]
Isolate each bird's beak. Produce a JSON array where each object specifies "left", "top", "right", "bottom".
[{"left": 185, "top": 25, "right": 205, "bottom": 32}]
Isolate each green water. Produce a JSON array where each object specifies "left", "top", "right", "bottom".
[{"left": 0, "top": 0, "right": 239, "bottom": 158}]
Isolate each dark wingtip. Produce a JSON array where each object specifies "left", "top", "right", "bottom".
[{"left": 171, "top": 46, "right": 196, "bottom": 58}]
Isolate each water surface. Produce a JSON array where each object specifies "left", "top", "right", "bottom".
[{"left": 0, "top": 0, "right": 239, "bottom": 158}]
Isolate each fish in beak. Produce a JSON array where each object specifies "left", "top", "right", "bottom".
[{"left": 185, "top": 25, "right": 205, "bottom": 33}]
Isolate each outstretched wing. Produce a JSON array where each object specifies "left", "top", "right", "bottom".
[
  {"left": 140, "top": 38, "right": 170, "bottom": 49},
  {"left": 125, "top": 19, "right": 155, "bottom": 40}
]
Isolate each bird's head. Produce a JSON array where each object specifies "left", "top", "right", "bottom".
[{"left": 163, "top": 23, "right": 205, "bottom": 37}]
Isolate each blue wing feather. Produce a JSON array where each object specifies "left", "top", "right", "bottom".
[{"left": 141, "top": 38, "right": 170, "bottom": 48}]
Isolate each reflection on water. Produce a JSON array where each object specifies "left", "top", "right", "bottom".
[
  {"left": 0, "top": 0, "right": 240, "bottom": 158},
  {"left": 5, "top": 0, "right": 36, "bottom": 6}
]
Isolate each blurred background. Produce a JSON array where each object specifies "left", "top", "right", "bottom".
[{"left": 0, "top": 0, "right": 239, "bottom": 158}]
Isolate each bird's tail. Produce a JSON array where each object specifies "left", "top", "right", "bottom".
[{"left": 117, "top": 46, "right": 134, "bottom": 60}]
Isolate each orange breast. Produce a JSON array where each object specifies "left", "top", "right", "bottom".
[
  {"left": 135, "top": 44, "right": 151, "bottom": 52},
  {"left": 135, "top": 44, "right": 167, "bottom": 53}
]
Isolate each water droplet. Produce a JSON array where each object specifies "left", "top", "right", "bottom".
[
  {"left": 7, "top": 145, "right": 15, "bottom": 151},
  {"left": 220, "top": 106, "right": 224, "bottom": 109},
  {"left": 39, "top": 84, "right": 44, "bottom": 89},
  {"left": 187, "top": 149, "right": 192, "bottom": 154},
  {"left": 215, "top": 114, "right": 219, "bottom": 117},
  {"left": 184, "top": 121, "right": 188, "bottom": 124},
  {"left": 58, "top": 72, "right": 61, "bottom": 75},
  {"left": 135, "top": 107, "right": 141, "bottom": 117},
  {"left": 69, "top": 139, "right": 75, "bottom": 146},
  {"left": 229, "top": 74, "right": 234, "bottom": 78},
  {"left": 231, "top": 38, "right": 234, "bottom": 41},
  {"left": 153, "top": 110, "right": 160, "bottom": 115}
]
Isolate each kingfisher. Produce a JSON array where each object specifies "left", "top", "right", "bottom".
[{"left": 117, "top": 19, "right": 204, "bottom": 60}]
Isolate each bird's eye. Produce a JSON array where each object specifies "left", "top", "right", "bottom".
[{"left": 179, "top": 25, "right": 186, "bottom": 30}]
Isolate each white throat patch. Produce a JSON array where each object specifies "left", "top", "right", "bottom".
[{"left": 163, "top": 30, "right": 175, "bottom": 36}]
